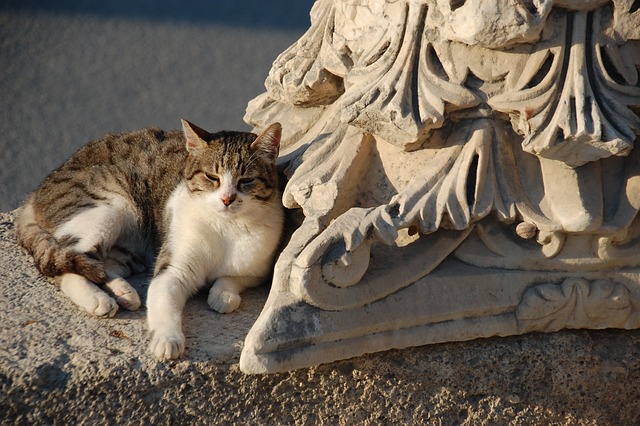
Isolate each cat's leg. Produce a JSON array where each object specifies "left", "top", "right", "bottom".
[
  {"left": 147, "top": 270, "right": 202, "bottom": 360},
  {"left": 55, "top": 199, "right": 142, "bottom": 314},
  {"left": 56, "top": 273, "right": 119, "bottom": 318},
  {"left": 207, "top": 276, "right": 263, "bottom": 314}
]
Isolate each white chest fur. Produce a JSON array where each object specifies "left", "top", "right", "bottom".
[{"left": 164, "top": 183, "right": 284, "bottom": 284}]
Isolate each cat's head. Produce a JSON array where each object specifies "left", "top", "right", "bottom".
[{"left": 181, "top": 119, "right": 281, "bottom": 216}]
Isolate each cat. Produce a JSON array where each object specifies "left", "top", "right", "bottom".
[{"left": 16, "top": 120, "right": 284, "bottom": 360}]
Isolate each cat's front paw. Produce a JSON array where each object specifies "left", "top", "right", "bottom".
[
  {"left": 207, "top": 286, "right": 241, "bottom": 313},
  {"left": 149, "top": 330, "right": 185, "bottom": 360}
]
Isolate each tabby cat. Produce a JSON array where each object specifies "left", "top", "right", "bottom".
[{"left": 16, "top": 120, "right": 284, "bottom": 360}]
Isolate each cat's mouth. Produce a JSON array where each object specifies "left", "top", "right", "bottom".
[{"left": 218, "top": 203, "right": 241, "bottom": 215}]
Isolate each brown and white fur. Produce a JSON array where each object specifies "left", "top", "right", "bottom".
[{"left": 16, "top": 120, "right": 284, "bottom": 360}]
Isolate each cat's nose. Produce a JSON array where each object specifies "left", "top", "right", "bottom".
[{"left": 221, "top": 194, "right": 236, "bottom": 206}]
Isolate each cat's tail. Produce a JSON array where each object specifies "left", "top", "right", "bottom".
[{"left": 15, "top": 199, "right": 107, "bottom": 283}]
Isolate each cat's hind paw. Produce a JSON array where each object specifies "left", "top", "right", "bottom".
[
  {"left": 90, "top": 294, "right": 119, "bottom": 318},
  {"left": 149, "top": 331, "right": 185, "bottom": 360},
  {"left": 80, "top": 292, "right": 119, "bottom": 318},
  {"left": 104, "top": 277, "right": 141, "bottom": 311},
  {"left": 207, "top": 286, "right": 241, "bottom": 313},
  {"left": 58, "top": 273, "right": 119, "bottom": 318}
]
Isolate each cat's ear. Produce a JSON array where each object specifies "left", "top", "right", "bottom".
[
  {"left": 182, "top": 119, "right": 209, "bottom": 152},
  {"left": 251, "top": 123, "right": 281, "bottom": 161}
]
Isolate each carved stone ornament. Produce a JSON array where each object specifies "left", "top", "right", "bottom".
[{"left": 240, "top": 0, "right": 640, "bottom": 373}]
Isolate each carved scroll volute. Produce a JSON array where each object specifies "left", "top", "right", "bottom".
[{"left": 489, "top": 8, "right": 640, "bottom": 167}]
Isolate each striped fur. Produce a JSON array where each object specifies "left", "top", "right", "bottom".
[{"left": 16, "top": 121, "right": 284, "bottom": 342}]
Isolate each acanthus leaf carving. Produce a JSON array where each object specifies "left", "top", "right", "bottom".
[
  {"left": 426, "top": 0, "right": 555, "bottom": 49},
  {"left": 287, "top": 119, "right": 559, "bottom": 309},
  {"left": 489, "top": 9, "right": 640, "bottom": 167},
  {"left": 516, "top": 278, "right": 636, "bottom": 333},
  {"left": 278, "top": 116, "right": 374, "bottom": 222},
  {"left": 390, "top": 119, "right": 558, "bottom": 235},
  {"left": 339, "top": 1, "right": 480, "bottom": 150},
  {"left": 264, "top": 0, "right": 346, "bottom": 107},
  {"left": 612, "top": 0, "right": 640, "bottom": 40}
]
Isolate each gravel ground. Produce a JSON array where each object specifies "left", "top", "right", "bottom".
[{"left": 1, "top": 211, "right": 640, "bottom": 424}]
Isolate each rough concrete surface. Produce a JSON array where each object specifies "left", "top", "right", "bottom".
[{"left": 1, "top": 210, "right": 640, "bottom": 425}]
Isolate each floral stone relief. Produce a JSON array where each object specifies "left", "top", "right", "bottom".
[{"left": 239, "top": 0, "right": 640, "bottom": 373}]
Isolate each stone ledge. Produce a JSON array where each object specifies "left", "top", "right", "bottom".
[{"left": 1, "top": 211, "right": 639, "bottom": 424}]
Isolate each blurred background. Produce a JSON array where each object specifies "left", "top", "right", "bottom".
[{"left": 0, "top": 0, "right": 314, "bottom": 211}]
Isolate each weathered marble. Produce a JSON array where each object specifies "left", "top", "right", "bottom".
[{"left": 241, "top": 0, "right": 640, "bottom": 373}]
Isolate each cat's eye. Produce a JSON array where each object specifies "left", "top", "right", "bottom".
[
  {"left": 238, "top": 177, "right": 255, "bottom": 187},
  {"left": 204, "top": 173, "right": 220, "bottom": 183}
]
